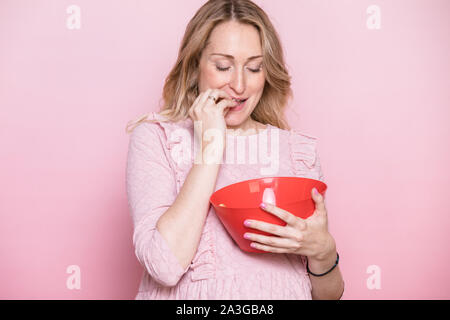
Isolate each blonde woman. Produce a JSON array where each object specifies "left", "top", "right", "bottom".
[{"left": 126, "top": 0, "right": 344, "bottom": 300}]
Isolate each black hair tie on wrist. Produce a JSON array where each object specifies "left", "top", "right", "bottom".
[{"left": 306, "top": 252, "right": 339, "bottom": 277}]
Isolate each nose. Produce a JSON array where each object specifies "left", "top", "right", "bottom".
[{"left": 229, "top": 68, "right": 245, "bottom": 94}]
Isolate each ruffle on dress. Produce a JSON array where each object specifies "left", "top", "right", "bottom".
[
  {"left": 144, "top": 112, "right": 194, "bottom": 192},
  {"left": 144, "top": 111, "right": 217, "bottom": 283},
  {"left": 288, "top": 129, "right": 325, "bottom": 182}
]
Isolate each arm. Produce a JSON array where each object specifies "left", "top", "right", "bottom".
[
  {"left": 157, "top": 88, "right": 234, "bottom": 278},
  {"left": 308, "top": 142, "right": 344, "bottom": 299},
  {"left": 307, "top": 241, "right": 345, "bottom": 300},
  {"left": 126, "top": 123, "right": 222, "bottom": 287},
  {"left": 156, "top": 143, "right": 221, "bottom": 272},
  {"left": 126, "top": 123, "right": 195, "bottom": 287}
]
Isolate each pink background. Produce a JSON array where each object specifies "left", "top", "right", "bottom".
[{"left": 1, "top": 0, "right": 449, "bottom": 299}]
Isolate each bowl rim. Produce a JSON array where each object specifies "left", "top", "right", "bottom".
[{"left": 210, "top": 176, "right": 327, "bottom": 210}]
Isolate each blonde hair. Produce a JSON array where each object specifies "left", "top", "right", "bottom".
[{"left": 125, "top": 0, "right": 293, "bottom": 134}]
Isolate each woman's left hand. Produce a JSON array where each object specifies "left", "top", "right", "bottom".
[{"left": 243, "top": 188, "right": 336, "bottom": 261}]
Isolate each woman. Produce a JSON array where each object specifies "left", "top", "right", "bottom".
[{"left": 125, "top": 0, "right": 344, "bottom": 300}]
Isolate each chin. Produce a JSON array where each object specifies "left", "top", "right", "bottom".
[{"left": 224, "top": 114, "right": 244, "bottom": 126}]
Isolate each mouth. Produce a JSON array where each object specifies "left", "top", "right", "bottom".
[
  {"left": 228, "top": 97, "right": 248, "bottom": 112},
  {"left": 230, "top": 97, "right": 248, "bottom": 107}
]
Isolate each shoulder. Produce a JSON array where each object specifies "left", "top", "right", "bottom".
[
  {"left": 130, "top": 112, "right": 186, "bottom": 143},
  {"left": 129, "top": 121, "right": 164, "bottom": 152},
  {"left": 129, "top": 112, "right": 196, "bottom": 160},
  {"left": 130, "top": 112, "right": 168, "bottom": 134},
  {"left": 288, "top": 128, "right": 319, "bottom": 143},
  {"left": 269, "top": 125, "right": 318, "bottom": 142}
]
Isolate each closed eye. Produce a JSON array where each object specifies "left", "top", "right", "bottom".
[{"left": 216, "top": 66, "right": 262, "bottom": 73}]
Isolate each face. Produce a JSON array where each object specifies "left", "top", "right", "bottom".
[{"left": 197, "top": 20, "right": 266, "bottom": 131}]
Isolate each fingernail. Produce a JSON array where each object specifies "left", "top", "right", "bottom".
[
  {"left": 244, "top": 220, "right": 251, "bottom": 227},
  {"left": 312, "top": 188, "right": 318, "bottom": 196},
  {"left": 260, "top": 202, "right": 266, "bottom": 209},
  {"left": 243, "top": 233, "right": 251, "bottom": 239}
]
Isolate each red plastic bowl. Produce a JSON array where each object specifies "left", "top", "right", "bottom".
[{"left": 210, "top": 177, "right": 327, "bottom": 253}]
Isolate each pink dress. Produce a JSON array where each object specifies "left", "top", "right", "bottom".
[{"left": 126, "top": 111, "right": 325, "bottom": 300}]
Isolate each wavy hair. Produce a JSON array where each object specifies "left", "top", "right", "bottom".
[{"left": 125, "top": 0, "right": 293, "bottom": 134}]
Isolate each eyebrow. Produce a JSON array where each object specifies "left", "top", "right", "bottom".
[{"left": 209, "top": 53, "right": 263, "bottom": 61}]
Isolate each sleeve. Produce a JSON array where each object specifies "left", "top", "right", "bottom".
[
  {"left": 289, "top": 129, "right": 325, "bottom": 182},
  {"left": 126, "top": 122, "right": 189, "bottom": 287},
  {"left": 314, "top": 148, "right": 325, "bottom": 182}
]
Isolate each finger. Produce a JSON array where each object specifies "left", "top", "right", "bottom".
[
  {"left": 204, "top": 89, "right": 232, "bottom": 107},
  {"left": 244, "top": 232, "right": 300, "bottom": 249},
  {"left": 260, "top": 202, "right": 299, "bottom": 226},
  {"left": 215, "top": 89, "right": 233, "bottom": 101},
  {"left": 311, "top": 188, "right": 326, "bottom": 213},
  {"left": 199, "top": 88, "right": 213, "bottom": 105},
  {"left": 189, "top": 94, "right": 203, "bottom": 117},
  {"left": 193, "top": 91, "right": 204, "bottom": 105},
  {"left": 296, "top": 217, "right": 307, "bottom": 231},
  {"left": 193, "top": 89, "right": 213, "bottom": 116},
  {"left": 248, "top": 242, "right": 291, "bottom": 254},
  {"left": 216, "top": 97, "right": 239, "bottom": 113},
  {"left": 196, "top": 89, "right": 214, "bottom": 114},
  {"left": 244, "top": 219, "right": 289, "bottom": 238}
]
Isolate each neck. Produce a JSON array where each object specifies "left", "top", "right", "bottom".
[{"left": 226, "top": 118, "right": 266, "bottom": 136}]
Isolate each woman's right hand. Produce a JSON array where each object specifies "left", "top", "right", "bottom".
[{"left": 188, "top": 88, "right": 237, "bottom": 163}]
